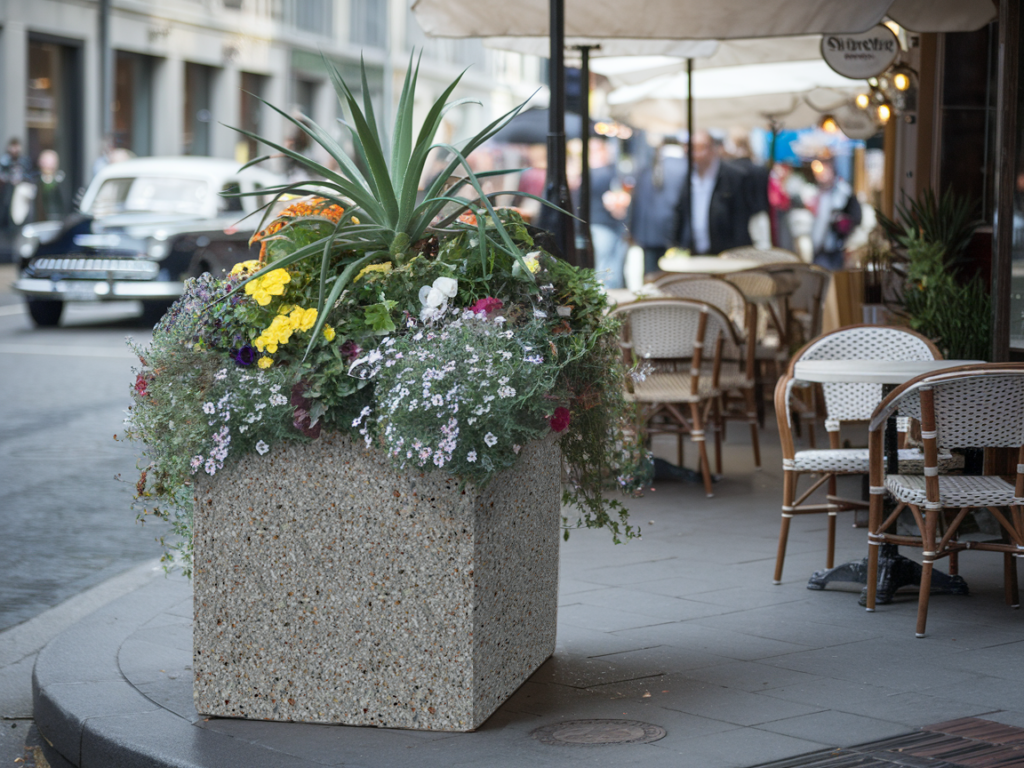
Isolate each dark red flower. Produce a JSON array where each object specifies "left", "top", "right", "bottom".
[
  {"left": 339, "top": 340, "right": 362, "bottom": 362},
  {"left": 549, "top": 406, "right": 571, "bottom": 433},
  {"left": 292, "top": 407, "right": 322, "bottom": 439},
  {"left": 134, "top": 373, "right": 149, "bottom": 397},
  {"left": 470, "top": 297, "right": 503, "bottom": 316}
]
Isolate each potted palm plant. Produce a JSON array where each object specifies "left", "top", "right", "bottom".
[{"left": 123, "top": 55, "right": 646, "bottom": 731}]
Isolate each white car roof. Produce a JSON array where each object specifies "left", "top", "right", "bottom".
[{"left": 81, "top": 156, "right": 284, "bottom": 216}]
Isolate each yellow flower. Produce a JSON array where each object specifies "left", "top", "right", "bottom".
[
  {"left": 244, "top": 268, "right": 291, "bottom": 306},
  {"left": 289, "top": 306, "right": 318, "bottom": 332},
  {"left": 351, "top": 216, "right": 360, "bottom": 225},
  {"left": 277, "top": 304, "right": 294, "bottom": 315},
  {"left": 524, "top": 255, "right": 541, "bottom": 274},
  {"left": 323, "top": 325, "right": 336, "bottom": 341},
  {"left": 230, "top": 260, "right": 261, "bottom": 276},
  {"left": 257, "top": 356, "right": 273, "bottom": 369},
  {"left": 354, "top": 262, "right": 393, "bottom": 282}
]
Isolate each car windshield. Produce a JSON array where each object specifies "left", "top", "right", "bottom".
[{"left": 88, "top": 176, "right": 211, "bottom": 217}]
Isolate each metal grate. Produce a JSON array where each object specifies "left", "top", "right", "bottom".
[
  {"left": 531, "top": 719, "right": 667, "bottom": 746},
  {"left": 749, "top": 718, "right": 1024, "bottom": 768},
  {"left": 31, "top": 257, "right": 158, "bottom": 279}
]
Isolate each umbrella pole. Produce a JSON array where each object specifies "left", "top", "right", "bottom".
[
  {"left": 577, "top": 45, "right": 594, "bottom": 269},
  {"left": 686, "top": 57, "right": 695, "bottom": 254},
  {"left": 541, "top": 0, "right": 576, "bottom": 264}
]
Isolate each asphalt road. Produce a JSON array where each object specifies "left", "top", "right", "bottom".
[{"left": 0, "top": 267, "right": 171, "bottom": 632}]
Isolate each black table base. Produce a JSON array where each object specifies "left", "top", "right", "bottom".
[{"left": 807, "top": 543, "right": 970, "bottom": 605}]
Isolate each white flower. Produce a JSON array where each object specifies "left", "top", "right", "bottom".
[
  {"left": 513, "top": 444, "right": 521, "bottom": 454},
  {"left": 484, "top": 432, "right": 498, "bottom": 447},
  {"left": 168, "top": 420, "right": 175, "bottom": 430},
  {"left": 255, "top": 440, "right": 270, "bottom": 455},
  {"left": 202, "top": 402, "right": 215, "bottom": 415},
  {"left": 270, "top": 384, "right": 281, "bottom": 393},
  {"left": 190, "top": 455, "right": 203, "bottom": 471},
  {"left": 269, "top": 394, "right": 288, "bottom": 407},
  {"left": 467, "top": 451, "right": 477, "bottom": 462},
  {"left": 493, "top": 316, "right": 506, "bottom": 326},
  {"left": 204, "top": 458, "right": 218, "bottom": 475},
  {"left": 433, "top": 276, "right": 458, "bottom": 298},
  {"left": 533, "top": 308, "right": 548, "bottom": 319},
  {"left": 556, "top": 306, "right": 572, "bottom": 317},
  {"left": 497, "top": 385, "right": 516, "bottom": 399},
  {"left": 215, "top": 369, "right": 228, "bottom": 381}
]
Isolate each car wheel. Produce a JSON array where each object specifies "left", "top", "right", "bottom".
[
  {"left": 27, "top": 299, "right": 64, "bottom": 327},
  {"left": 141, "top": 300, "right": 175, "bottom": 327}
]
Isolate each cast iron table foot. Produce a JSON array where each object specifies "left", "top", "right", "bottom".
[{"left": 806, "top": 544, "right": 970, "bottom": 606}]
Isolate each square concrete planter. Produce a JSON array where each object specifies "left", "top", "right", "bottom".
[{"left": 192, "top": 432, "right": 560, "bottom": 731}]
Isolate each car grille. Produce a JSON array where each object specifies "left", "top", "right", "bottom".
[{"left": 30, "top": 257, "right": 159, "bottom": 280}]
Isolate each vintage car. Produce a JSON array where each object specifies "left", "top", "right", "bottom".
[{"left": 14, "top": 156, "right": 284, "bottom": 326}]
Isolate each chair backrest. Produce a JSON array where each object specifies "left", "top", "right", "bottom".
[
  {"left": 794, "top": 325, "right": 941, "bottom": 428},
  {"left": 759, "top": 263, "right": 832, "bottom": 343},
  {"left": 611, "top": 298, "right": 734, "bottom": 362},
  {"left": 720, "top": 246, "right": 801, "bottom": 264},
  {"left": 652, "top": 276, "right": 747, "bottom": 357},
  {"left": 873, "top": 366, "right": 1024, "bottom": 452}
]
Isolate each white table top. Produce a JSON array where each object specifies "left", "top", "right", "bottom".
[
  {"left": 658, "top": 255, "right": 760, "bottom": 274},
  {"left": 794, "top": 359, "right": 987, "bottom": 384}
]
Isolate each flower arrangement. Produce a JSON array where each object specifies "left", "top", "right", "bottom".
[{"left": 122, "top": 56, "right": 646, "bottom": 575}]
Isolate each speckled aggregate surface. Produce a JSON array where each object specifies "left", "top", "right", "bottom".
[{"left": 192, "top": 433, "right": 560, "bottom": 732}]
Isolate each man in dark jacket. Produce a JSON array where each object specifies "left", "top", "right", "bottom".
[
  {"left": 674, "top": 130, "right": 753, "bottom": 255},
  {"left": 629, "top": 136, "right": 687, "bottom": 276}
]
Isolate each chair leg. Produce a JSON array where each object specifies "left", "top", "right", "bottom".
[
  {"left": 713, "top": 398, "right": 723, "bottom": 476},
  {"left": 774, "top": 471, "right": 796, "bottom": 584},
  {"left": 745, "top": 388, "right": 761, "bottom": 468},
  {"left": 866, "top": 486, "right": 882, "bottom": 611},
  {"left": 677, "top": 433, "right": 684, "bottom": 468},
  {"left": 1005, "top": 552, "right": 1020, "bottom": 608},
  {"left": 916, "top": 507, "right": 937, "bottom": 638},
  {"left": 826, "top": 508, "right": 837, "bottom": 570},
  {"left": 949, "top": 550, "right": 959, "bottom": 576},
  {"left": 690, "top": 402, "right": 714, "bottom": 498}
]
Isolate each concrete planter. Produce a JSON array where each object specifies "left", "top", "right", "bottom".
[{"left": 192, "top": 432, "right": 560, "bottom": 732}]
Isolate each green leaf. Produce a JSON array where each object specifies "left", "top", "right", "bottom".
[{"left": 364, "top": 301, "right": 398, "bottom": 333}]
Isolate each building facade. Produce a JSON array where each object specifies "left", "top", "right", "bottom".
[{"left": 0, "top": 0, "right": 544, "bottom": 196}]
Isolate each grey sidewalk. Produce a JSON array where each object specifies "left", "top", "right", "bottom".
[{"left": 23, "top": 422, "right": 1024, "bottom": 767}]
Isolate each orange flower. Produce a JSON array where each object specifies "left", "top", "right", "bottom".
[
  {"left": 248, "top": 196, "right": 346, "bottom": 261},
  {"left": 457, "top": 210, "right": 478, "bottom": 226}
]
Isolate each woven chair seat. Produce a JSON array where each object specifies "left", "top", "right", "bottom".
[
  {"left": 885, "top": 473, "right": 1021, "bottom": 509},
  {"left": 627, "top": 372, "right": 719, "bottom": 403},
  {"left": 785, "top": 448, "right": 963, "bottom": 474},
  {"left": 711, "top": 363, "right": 754, "bottom": 390}
]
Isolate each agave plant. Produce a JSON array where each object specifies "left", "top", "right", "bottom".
[{"left": 225, "top": 52, "right": 556, "bottom": 355}]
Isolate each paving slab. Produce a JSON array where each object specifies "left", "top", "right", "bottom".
[{"left": 27, "top": 419, "right": 1024, "bottom": 767}]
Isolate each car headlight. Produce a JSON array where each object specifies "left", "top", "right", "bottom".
[
  {"left": 146, "top": 238, "right": 171, "bottom": 259},
  {"left": 22, "top": 220, "right": 64, "bottom": 245}
]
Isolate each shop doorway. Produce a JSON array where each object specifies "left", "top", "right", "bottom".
[
  {"left": 184, "top": 62, "right": 215, "bottom": 156},
  {"left": 26, "top": 37, "right": 83, "bottom": 202},
  {"left": 115, "top": 52, "right": 154, "bottom": 157}
]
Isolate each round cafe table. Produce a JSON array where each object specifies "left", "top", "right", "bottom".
[
  {"left": 658, "top": 255, "right": 760, "bottom": 274},
  {"left": 792, "top": 358, "right": 985, "bottom": 603}
]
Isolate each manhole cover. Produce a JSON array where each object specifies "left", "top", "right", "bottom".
[{"left": 531, "top": 719, "right": 666, "bottom": 746}]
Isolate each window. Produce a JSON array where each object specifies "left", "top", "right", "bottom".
[
  {"left": 89, "top": 177, "right": 211, "bottom": 217},
  {"left": 115, "top": 52, "right": 154, "bottom": 156},
  {"left": 184, "top": 63, "right": 215, "bottom": 156}
]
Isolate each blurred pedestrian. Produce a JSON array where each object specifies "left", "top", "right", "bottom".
[
  {"left": 37, "top": 149, "right": 68, "bottom": 220},
  {"left": 0, "top": 137, "right": 34, "bottom": 229},
  {"left": 629, "top": 135, "right": 687, "bottom": 277},
  {"left": 673, "top": 130, "right": 752, "bottom": 255},
  {"left": 587, "top": 138, "right": 629, "bottom": 289},
  {"left": 727, "top": 132, "right": 771, "bottom": 249},
  {"left": 809, "top": 151, "right": 861, "bottom": 270}
]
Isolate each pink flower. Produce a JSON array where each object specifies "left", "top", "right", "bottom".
[
  {"left": 549, "top": 406, "right": 571, "bottom": 433},
  {"left": 134, "top": 373, "right": 149, "bottom": 397},
  {"left": 469, "top": 297, "right": 503, "bottom": 316}
]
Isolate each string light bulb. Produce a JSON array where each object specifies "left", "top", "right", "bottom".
[
  {"left": 855, "top": 93, "right": 871, "bottom": 110},
  {"left": 876, "top": 103, "right": 891, "bottom": 124},
  {"left": 893, "top": 72, "right": 910, "bottom": 91}
]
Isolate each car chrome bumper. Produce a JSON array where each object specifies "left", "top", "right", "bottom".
[{"left": 13, "top": 278, "right": 184, "bottom": 302}]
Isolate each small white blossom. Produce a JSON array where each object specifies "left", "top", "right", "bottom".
[
  {"left": 255, "top": 440, "right": 270, "bottom": 455},
  {"left": 202, "top": 402, "right": 215, "bottom": 415},
  {"left": 484, "top": 432, "right": 498, "bottom": 447},
  {"left": 467, "top": 451, "right": 477, "bottom": 462}
]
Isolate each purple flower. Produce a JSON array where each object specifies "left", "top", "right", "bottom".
[
  {"left": 232, "top": 345, "right": 257, "bottom": 366},
  {"left": 340, "top": 340, "right": 362, "bottom": 362}
]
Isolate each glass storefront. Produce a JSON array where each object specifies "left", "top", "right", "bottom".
[
  {"left": 183, "top": 62, "right": 214, "bottom": 156},
  {"left": 238, "top": 72, "right": 266, "bottom": 163},
  {"left": 26, "top": 38, "right": 82, "bottom": 198},
  {"left": 114, "top": 51, "right": 153, "bottom": 157}
]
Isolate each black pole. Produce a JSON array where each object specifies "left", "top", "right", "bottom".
[
  {"left": 99, "top": 0, "right": 113, "bottom": 140},
  {"left": 540, "top": 0, "right": 575, "bottom": 264},
  {"left": 577, "top": 45, "right": 594, "bottom": 269},
  {"left": 993, "top": 0, "right": 1019, "bottom": 362},
  {"left": 686, "top": 57, "right": 695, "bottom": 253}
]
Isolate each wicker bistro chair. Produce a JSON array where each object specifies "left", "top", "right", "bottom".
[
  {"left": 866, "top": 365, "right": 1024, "bottom": 637},
  {"left": 610, "top": 298, "right": 730, "bottom": 497},
  {"left": 653, "top": 274, "right": 761, "bottom": 470},
  {"left": 773, "top": 325, "right": 963, "bottom": 585}
]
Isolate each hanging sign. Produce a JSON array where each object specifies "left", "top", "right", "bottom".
[
  {"left": 833, "top": 104, "right": 880, "bottom": 141},
  {"left": 821, "top": 25, "right": 899, "bottom": 79}
]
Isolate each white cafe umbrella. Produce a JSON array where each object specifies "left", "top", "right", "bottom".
[{"left": 607, "top": 59, "right": 863, "bottom": 132}]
